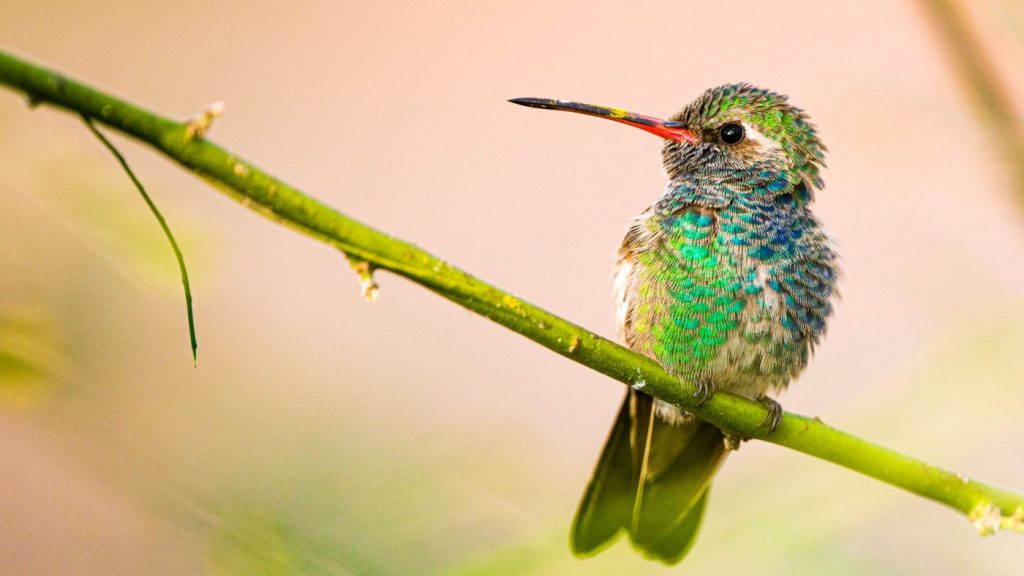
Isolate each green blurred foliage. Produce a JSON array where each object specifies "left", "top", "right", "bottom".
[
  {"left": 33, "top": 156, "right": 210, "bottom": 294},
  {"left": 206, "top": 507, "right": 369, "bottom": 576},
  {"left": 0, "top": 309, "right": 63, "bottom": 407}
]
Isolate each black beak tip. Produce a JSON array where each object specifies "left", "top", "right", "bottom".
[{"left": 508, "top": 97, "right": 551, "bottom": 109}]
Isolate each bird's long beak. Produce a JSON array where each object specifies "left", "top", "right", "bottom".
[{"left": 509, "top": 98, "right": 698, "bottom": 144}]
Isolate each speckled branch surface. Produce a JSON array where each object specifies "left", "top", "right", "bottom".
[{"left": 1, "top": 48, "right": 1021, "bottom": 534}]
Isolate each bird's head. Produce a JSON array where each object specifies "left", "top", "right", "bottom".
[{"left": 510, "top": 84, "right": 826, "bottom": 202}]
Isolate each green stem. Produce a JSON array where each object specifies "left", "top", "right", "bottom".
[
  {"left": 0, "top": 48, "right": 1021, "bottom": 532},
  {"left": 82, "top": 116, "right": 198, "bottom": 364}
]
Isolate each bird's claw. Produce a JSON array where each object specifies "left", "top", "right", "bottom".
[
  {"left": 692, "top": 379, "right": 716, "bottom": 407},
  {"left": 758, "top": 396, "right": 783, "bottom": 433}
]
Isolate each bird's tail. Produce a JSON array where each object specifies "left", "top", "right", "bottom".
[{"left": 571, "top": 389, "right": 727, "bottom": 564}]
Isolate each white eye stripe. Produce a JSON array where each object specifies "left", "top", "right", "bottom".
[{"left": 740, "top": 121, "right": 782, "bottom": 152}]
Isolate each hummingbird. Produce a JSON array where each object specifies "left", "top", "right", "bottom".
[{"left": 510, "top": 84, "right": 838, "bottom": 564}]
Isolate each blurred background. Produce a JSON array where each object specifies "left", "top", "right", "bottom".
[{"left": 2, "top": 1, "right": 1023, "bottom": 574}]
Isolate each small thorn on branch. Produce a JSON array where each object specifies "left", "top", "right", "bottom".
[
  {"left": 347, "top": 257, "right": 379, "bottom": 302},
  {"left": 185, "top": 100, "right": 226, "bottom": 140}
]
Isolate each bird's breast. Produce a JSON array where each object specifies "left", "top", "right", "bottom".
[{"left": 615, "top": 201, "right": 837, "bottom": 399}]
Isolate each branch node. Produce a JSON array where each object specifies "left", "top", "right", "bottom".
[
  {"left": 185, "top": 100, "right": 226, "bottom": 140},
  {"left": 347, "top": 258, "right": 379, "bottom": 302},
  {"left": 970, "top": 501, "right": 1003, "bottom": 536}
]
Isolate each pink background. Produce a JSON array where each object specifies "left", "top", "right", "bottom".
[{"left": 1, "top": 1, "right": 1023, "bottom": 574}]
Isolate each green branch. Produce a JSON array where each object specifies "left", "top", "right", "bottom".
[{"left": 1, "top": 48, "right": 1021, "bottom": 534}]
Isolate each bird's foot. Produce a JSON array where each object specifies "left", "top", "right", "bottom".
[
  {"left": 757, "top": 396, "right": 783, "bottom": 433},
  {"left": 692, "top": 379, "right": 716, "bottom": 407}
]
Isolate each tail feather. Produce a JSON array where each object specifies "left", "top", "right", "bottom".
[
  {"left": 637, "top": 489, "right": 710, "bottom": 564},
  {"left": 571, "top": 390, "right": 727, "bottom": 564},
  {"left": 571, "top": 394, "right": 635, "bottom": 556}
]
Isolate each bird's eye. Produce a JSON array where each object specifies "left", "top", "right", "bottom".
[{"left": 719, "top": 123, "right": 745, "bottom": 145}]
